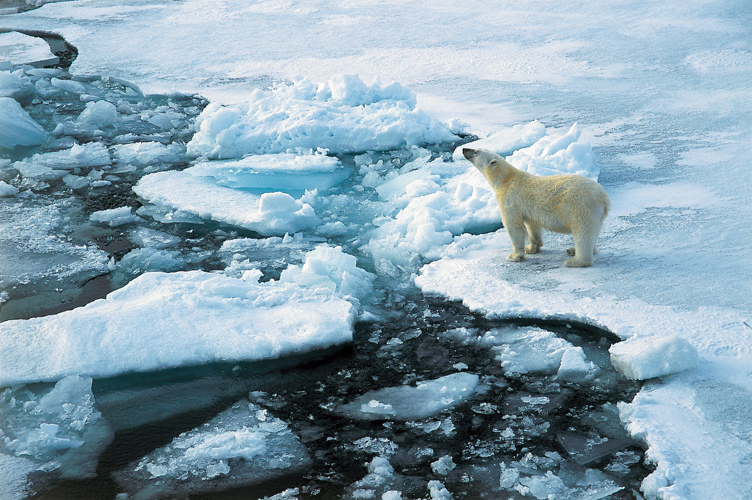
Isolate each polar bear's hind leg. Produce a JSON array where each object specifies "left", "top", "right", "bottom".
[{"left": 525, "top": 222, "right": 543, "bottom": 254}]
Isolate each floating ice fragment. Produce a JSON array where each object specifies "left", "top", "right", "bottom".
[
  {"left": 609, "top": 335, "right": 699, "bottom": 380},
  {"left": 114, "top": 400, "right": 310, "bottom": 498},
  {"left": 451, "top": 121, "right": 546, "bottom": 160},
  {"left": 0, "top": 375, "right": 113, "bottom": 492},
  {"left": 78, "top": 100, "right": 118, "bottom": 127},
  {"left": 431, "top": 455, "right": 456, "bottom": 475},
  {"left": 90, "top": 206, "right": 141, "bottom": 227},
  {"left": 279, "top": 245, "right": 375, "bottom": 302},
  {"left": 134, "top": 170, "right": 321, "bottom": 236},
  {"left": 13, "top": 142, "right": 111, "bottom": 180},
  {"left": 0, "top": 180, "right": 19, "bottom": 197},
  {"left": 0, "top": 97, "right": 47, "bottom": 149},
  {"left": 337, "top": 372, "right": 480, "bottom": 421}
]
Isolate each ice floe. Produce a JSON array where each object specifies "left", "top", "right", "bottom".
[
  {"left": 337, "top": 372, "right": 480, "bottom": 421},
  {"left": 113, "top": 399, "right": 310, "bottom": 500},
  {"left": 187, "top": 150, "right": 349, "bottom": 193},
  {"left": 1, "top": 375, "right": 113, "bottom": 499},
  {"left": 186, "top": 74, "right": 458, "bottom": 158},
  {"left": 0, "top": 264, "right": 357, "bottom": 385},
  {"left": 134, "top": 170, "right": 321, "bottom": 236}
]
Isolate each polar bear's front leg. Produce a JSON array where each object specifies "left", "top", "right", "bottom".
[{"left": 504, "top": 222, "right": 527, "bottom": 262}]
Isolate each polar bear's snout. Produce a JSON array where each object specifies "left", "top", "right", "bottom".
[{"left": 462, "top": 148, "right": 476, "bottom": 160}]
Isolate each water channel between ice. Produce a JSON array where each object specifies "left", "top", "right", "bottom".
[{"left": 0, "top": 43, "right": 651, "bottom": 499}]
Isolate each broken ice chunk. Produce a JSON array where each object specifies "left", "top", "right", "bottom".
[
  {"left": 113, "top": 400, "right": 311, "bottom": 498},
  {"left": 609, "top": 335, "right": 699, "bottom": 380},
  {"left": 134, "top": 170, "right": 321, "bottom": 236},
  {"left": 0, "top": 97, "right": 47, "bottom": 149},
  {"left": 337, "top": 372, "right": 480, "bottom": 421},
  {"left": 0, "top": 375, "right": 114, "bottom": 491},
  {"left": 90, "top": 206, "right": 141, "bottom": 227}
]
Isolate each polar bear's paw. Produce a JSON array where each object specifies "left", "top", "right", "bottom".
[
  {"left": 525, "top": 244, "right": 541, "bottom": 254},
  {"left": 564, "top": 257, "right": 593, "bottom": 268},
  {"left": 507, "top": 252, "right": 525, "bottom": 262}
]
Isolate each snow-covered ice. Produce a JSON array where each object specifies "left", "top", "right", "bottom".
[
  {"left": 187, "top": 151, "right": 348, "bottom": 193},
  {"left": 0, "top": 264, "right": 357, "bottom": 386},
  {"left": 113, "top": 399, "right": 311, "bottom": 500},
  {"left": 186, "top": 75, "right": 457, "bottom": 158},
  {"left": 0, "top": 31, "right": 57, "bottom": 68},
  {"left": 1, "top": 375, "right": 114, "bottom": 499},
  {"left": 134, "top": 170, "right": 321, "bottom": 236},
  {"left": 610, "top": 335, "right": 699, "bottom": 381}
]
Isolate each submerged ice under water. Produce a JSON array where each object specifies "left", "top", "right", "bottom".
[{"left": 1, "top": 66, "right": 652, "bottom": 500}]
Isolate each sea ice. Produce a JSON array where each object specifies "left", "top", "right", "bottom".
[
  {"left": 89, "top": 206, "right": 141, "bottom": 227},
  {"left": 609, "top": 335, "right": 699, "bottom": 380},
  {"left": 0, "top": 375, "right": 114, "bottom": 497},
  {"left": 0, "top": 68, "right": 36, "bottom": 103},
  {"left": 0, "top": 269, "right": 356, "bottom": 386},
  {"left": 451, "top": 121, "right": 547, "bottom": 161},
  {"left": 337, "top": 372, "right": 480, "bottom": 421},
  {"left": 12, "top": 142, "right": 111, "bottom": 180},
  {"left": 0, "top": 96, "right": 47, "bottom": 149},
  {"left": 483, "top": 327, "right": 574, "bottom": 375},
  {"left": 113, "top": 400, "right": 311, "bottom": 500},
  {"left": 111, "top": 141, "right": 186, "bottom": 170},
  {"left": 77, "top": 99, "right": 118, "bottom": 127},
  {"left": 279, "top": 245, "right": 375, "bottom": 303},
  {"left": 363, "top": 123, "right": 596, "bottom": 276},
  {"left": 134, "top": 170, "right": 321, "bottom": 236},
  {"left": 186, "top": 74, "right": 458, "bottom": 158},
  {"left": 0, "top": 196, "right": 110, "bottom": 289},
  {"left": 187, "top": 150, "right": 349, "bottom": 193},
  {"left": 0, "top": 31, "right": 57, "bottom": 68},
  {"left": 127, "top": 227, "right": 181, "bottom": 249},
  {"left": 0, "top": 180, "right": 19, "bottom": 197}
]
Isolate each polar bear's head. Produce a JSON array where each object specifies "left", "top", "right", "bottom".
[
  {"left": 463, "top": 148, "right": 517, "bottom": 188},
  {"left": 463, "top": 147, "right": 508, "bottom": 173}
]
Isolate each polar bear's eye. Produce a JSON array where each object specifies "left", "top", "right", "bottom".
[{"left": 490, "top": 159, "right": 498, "bottom": 165}]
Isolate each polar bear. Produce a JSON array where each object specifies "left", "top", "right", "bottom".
[{"left": 463, "top": 148, "right": 610, "bottom": 267}]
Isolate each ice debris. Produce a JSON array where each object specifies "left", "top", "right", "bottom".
[
  {"left": 609, "top": 334, "right": 699, "bottom": 380},
  {"left": 337, "top": 372, "right": 480, "bottom": 421},
  {"left": 0, "top": 376, "right": 113, "bottom": 499},
  {"left": 113, "top": 400, "right": 310, "bottom": 500},
  {"left": 187, "top": 150, "right": 349, "bottom": 193},
  {"left": 0, "top": 96, "right": 47, "bottom": 149}
]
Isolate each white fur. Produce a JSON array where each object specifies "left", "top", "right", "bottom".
[{"left": 463, "top": 148, "right": 610, "bottom": 267}]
